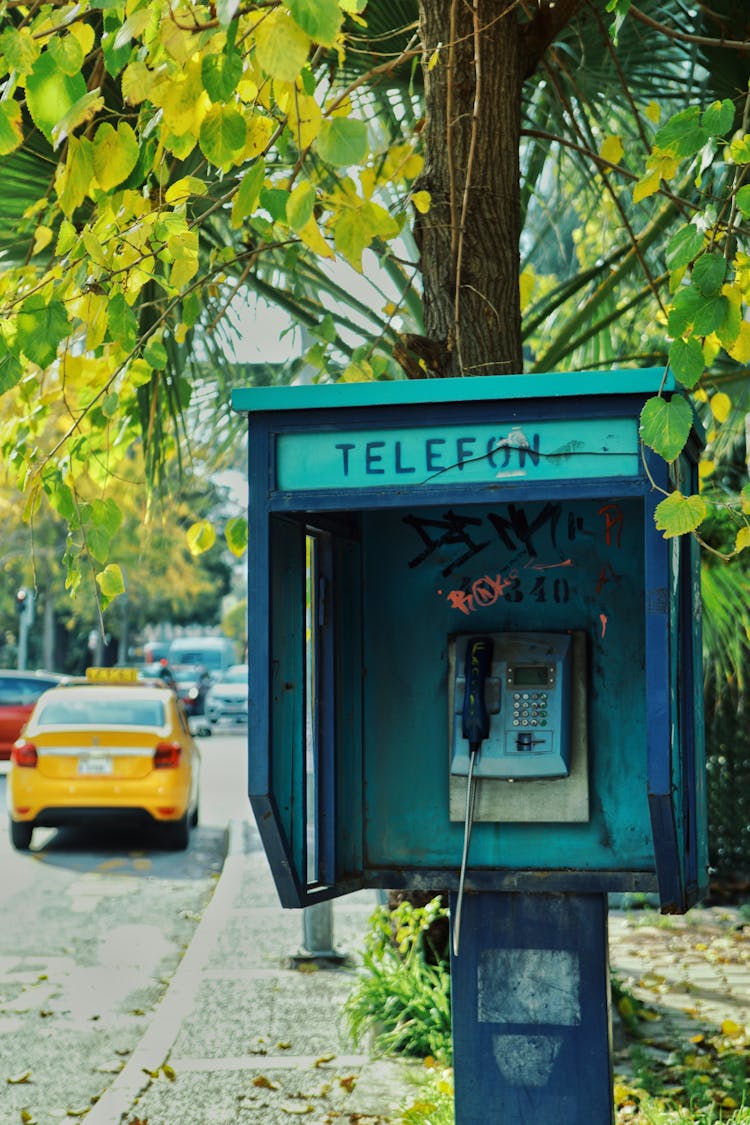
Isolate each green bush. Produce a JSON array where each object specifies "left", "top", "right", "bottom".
[{"left": 344, "top": 896, "right": 452, "bottom": 1063}]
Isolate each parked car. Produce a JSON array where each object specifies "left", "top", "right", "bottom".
[
  {"left": 0, "top": 670, "right": 64, "bottom": 760},
  {"left": 7, "top": 667, "right": 200, "bottom": 851},
  {"left": 168, "top": 636, "right": 236, "bottom": 679},
  {"left": 205, "top": 664, "right": 249, "bottom": 729}
]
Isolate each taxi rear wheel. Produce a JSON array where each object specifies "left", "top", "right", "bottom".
[
  {"left": 162, "top": 812, "right": 190, "bottom": 851},
  {"left": 9, "top": 819, "right": 33, "bottom": 851}
]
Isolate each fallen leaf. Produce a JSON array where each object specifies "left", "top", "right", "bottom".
[
  {"left": 280, "top": 1103, "right": 313, "bottom": 1115},
  {"left": 339, "top": 1075, "right": 357, "bottom": 1092},
  {"left": 314, "top": 1054, "right": 336, "bottom": 1068},
  {"left": 20, "top": 1111, "right": 36, "bottom": 1124},
  {"left": 7, "top": 1071, "right": 32, "bottom": 1085},
  {"left": 161, "top": 1064, "right": 176, "bottom": 1081},
  {"left": 252, "top": 1075, "right": 280, "bottom": 1090},
  {"left": 721, "top": 1019, "right": 743, "bottom": 1038},
  {"left": 276, "top": 1041, "right": 292, "bottom": 1050}
]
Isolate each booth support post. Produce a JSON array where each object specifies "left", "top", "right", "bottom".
[{"left": 449, "top": 891, "right": 613, "bottom": 1124}]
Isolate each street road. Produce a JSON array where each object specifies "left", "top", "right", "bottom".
[{"left": 0, "top": 729, "right": 250, "bottom": 1124}]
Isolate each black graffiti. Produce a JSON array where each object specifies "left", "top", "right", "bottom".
[{"left": 403, "top": 510, "right": 491, "bottom": 577}]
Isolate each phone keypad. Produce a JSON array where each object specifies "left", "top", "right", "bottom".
[{"left": 511, "top": 691, "right": 549, "bottom": 727}]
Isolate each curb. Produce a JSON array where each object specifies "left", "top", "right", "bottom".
[{"left": 86, "top": 819, "right": 246, "bottom": 1125}]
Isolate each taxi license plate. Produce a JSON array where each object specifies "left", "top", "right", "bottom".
[{"left": 78, "top": 756, "right": 113, "bottom": 776}]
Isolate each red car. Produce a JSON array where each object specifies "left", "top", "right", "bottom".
[{"left": 0, "top": 670, "right": 64, "bottom": 760}]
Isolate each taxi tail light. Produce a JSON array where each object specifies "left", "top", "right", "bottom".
[
  {"left": 12, "top": 740, "right": 38, "bottom": 768},
  {"left": 154, "top": 741, "right": 181, "bottom": 769}
]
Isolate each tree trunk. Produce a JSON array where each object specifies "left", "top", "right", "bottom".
[{"left": 416, "top": 0, "right": 525, "bottom": 377}]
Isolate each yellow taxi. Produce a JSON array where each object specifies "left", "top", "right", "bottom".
[{"left": 7, "top": 668, "right": 200, "bottom": 852}]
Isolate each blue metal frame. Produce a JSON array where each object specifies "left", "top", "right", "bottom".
[{"left": 237, "top": 371, "right": 706, "bottom": 910}]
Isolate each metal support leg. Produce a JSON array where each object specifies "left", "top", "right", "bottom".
[{"left": 449, "top": 891, "right": 613, "bottom": 1124}]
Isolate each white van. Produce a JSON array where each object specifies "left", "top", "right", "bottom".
[{"left": 168, "top": 636, "right": 236, "bottom": 678}]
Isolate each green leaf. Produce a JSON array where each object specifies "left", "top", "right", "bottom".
[
  {"left": 231, "top": 161, "right": 265, "bottom": 227},
  {"left": 95, "top": 562, "right": 126, "bottom": 604},
  {"left": 668, "top": 337, "right": 704, "bottom": 389},
  {"left": 225, "top": 517, "right": 248, "bottom": 557},
  {"left": 654, "top": 490, "right": 708, "bottom": 538},
  {"left": 26, "top": 51, "right": 87, "bottom": 145},
  {"left": 187, "top": 519, "right": 216, "bottom": 556},
  {"left": 654, "top": 107, "right": 707, "bottom": 158},
  {"left": 0, "top": 340, "right": 23, "bottom": 394},
  {"left": 48, "top": 33, "right": 85, "bottom": 76},
  {"left": 317, "top": 118, "right": 368, "bottom": 167},
  {"left": 640, "top": 395, "right": 693, "bottom": 462},
  {"left": 692, "top": 252, "right": 727, "bottom": 297},
  {"left": 199, "top": 104, "right": 246, "bottom": 168},
  {"left": 16, "top": 295, "right": 71, "bottom": 367},
  {"left": 665, "top": 224, "right": 704, "bottom": 271},
  {"left": 287, "top": 0, "right": 343, "bottom": 47},
  {"left": 692, "top": 294, "right": 728, "bottom": 336},
  {"left": 108, "top": 292, "right": 138, "bottom": 348},
  {"left": 701, "top": 99, "right": 735, "bottom": 137},
  {"left": 144, "top": 337, "right": 168, "bottom": 369},
  {"left": 92, "top": 121, "right": 140, "bottom": 191},
  {"left": 736, "top": 184, "right": 750, "bottom": 219},
  {"left": 202, "top": 50, "right": 243, "bottom": 103},
  {"left": 91, "top": 496, "right": 123, "bottom": 536},
  {"left": 259, "top": 186, "right": 289, "bottom": 223},
  {"left": 667, "top": 287, "right": 704, "bottom": 337}
]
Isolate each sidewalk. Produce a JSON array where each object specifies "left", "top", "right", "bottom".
[
  {"left": 86, "top": 816, "right": 750, "bottom": 1125},
  {"left": 87, "top": 819, "right": 419, "bottom": 1125}
]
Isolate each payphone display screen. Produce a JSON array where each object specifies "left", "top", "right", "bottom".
[{"left": 510, "top": 665, "right": 550, "bottom": 687}]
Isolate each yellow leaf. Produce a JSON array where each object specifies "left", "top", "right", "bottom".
[
  {"left": 599, "top": 134, "right": 624, "bottom": 165},
  {"left": 242, "top": 113, "right": 275, "bottom": 161},
  {"left": 727, "top": 320, "right": 750, "bottom": 363},
  {"left": 519, "top": 266, "right": 535, "bottom": 312},
  {"left": 698, "top": 459, "right": 715, "bottom": 480},
  {"left": 710, "top": 391, "right": 731, "bottom": 423},
  {"left": 55, "top": 135, "right": 95, "bottom": 216},
  {"left": 32, "top": 225, "right": 54, "bottom": 256},
  {"left": 69, "top": 21, "right": 96, "bottom": 58},
  {"left": 186, "top": 519, "right": 216, "bottom": 556},
  {"left": 255, "top": 10, "right": 311, "bottom": 83},
  {"left": 645, "top": 101, "right": 661, "bottom": 124},
  {"left": 153, "top": 63, "right": 208, "bottom": 137},
  {"left": 633, "top": 168, "right": 661, "bottom": 203},
  {"left": 735, "top": 526, "right": 750, "bottom": 553},
  {"left": 721, "top": 1018, "right": 743, "bottom": 1037},
  {"left": 0, "top": 100, "right": 24, "bottom": 156},
  {"left": 252, "top": 1074, "right": 280, "bottom": 1089},
  {"left": 121, "top": 61, "right": 154, "bottom": 106},
  {"left": 286, "top": 92, "right": 322, "bottom": 150},
  {"left": 164, "top": 176, "right": 208, "bottom": 205},
  {"left": 428, "top": 44, "right": 441, "bottom": 71},
  {"left": 297, "top": 216, "right": 334, "bottom": 259},
  {"left": 411, "top": 189, "right": 431, "bottom": 214},
  {"left": 92, "top": 121, "right": 140, "bottom": 192}
]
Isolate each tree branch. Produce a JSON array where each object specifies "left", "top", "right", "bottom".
[{"left": 522, "top": 0, "right": 586, "bottom": 77}]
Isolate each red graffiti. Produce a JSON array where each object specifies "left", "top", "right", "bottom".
[
  {"left": 598, "top": 503, "right": 623, "bottom": 548},
  {"left": 445, "top": 573, "right": 516, "bottom": 616}
]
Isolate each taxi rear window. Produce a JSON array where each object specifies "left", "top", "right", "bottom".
[{"left": 36, "top": 697, "right": 166, "bottom": 728}]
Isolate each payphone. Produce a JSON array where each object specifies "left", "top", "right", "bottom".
[
  {"left": 449, "top": 632, "right": 576, "bottom": 780},
  {"left": 232, "top": 368, "right": 707, "bottom": 1124}
]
